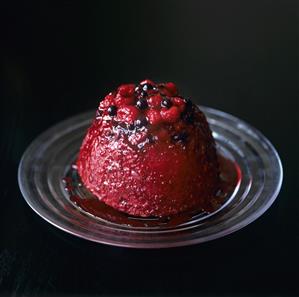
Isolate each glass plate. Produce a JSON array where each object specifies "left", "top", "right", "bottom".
[{"left": 18, "top": 106, "right": 283, "bottom": 248}]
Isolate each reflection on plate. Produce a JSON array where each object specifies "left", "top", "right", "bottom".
[{"left": 18, "top": 107, "right": 283, "bottom": 248}]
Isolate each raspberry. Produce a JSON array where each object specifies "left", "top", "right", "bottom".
[
  {"left": 128, "top": 131, "right": 148, "bottom": 146},
  {"left": 160, "top": 106, "right": 180, "bottom": 123},
  {"left": 148, "top": 94, "right": 163, "bottom": 109},
  {"left": 116, "top": 106, "right": 139, "bottom": 124},
  {"left": 99, "top": 93, "right": 115, "bottom": 110},
  {"left": 146, "top": 109, "right": 163, "bottom": 125},
  {"left": 158, "top": 86, "right": 172, "bottom": 97},
  {"left": 172, "top": 97, "right": 185, "bottom": 106},
  {"left": 164, "top": 82, "right": 178, "bottom": 96},
  {"left": 117, "top": 84, "right": 135, "bottom": 97},
  {"left": 115, "top": 93, "right": 135, "bottom": 107},
  {"left": 172, "top": 97, "right": 186, "bottom": 112}
]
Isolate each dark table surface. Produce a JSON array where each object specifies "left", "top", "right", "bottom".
[{"left": 1, "top": 1, "right": 298, "bottom": 296}]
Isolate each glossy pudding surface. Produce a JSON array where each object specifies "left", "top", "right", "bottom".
[{"left": 77, "top": 80, "right": 220, "bottom": 217}]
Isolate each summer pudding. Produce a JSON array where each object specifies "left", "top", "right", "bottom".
[{"left": 76, "top": 80, "right": 220, "bottom": 217}]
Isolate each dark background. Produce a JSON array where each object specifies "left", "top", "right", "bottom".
[{"left": 1, "top": 0, "right": 298, "bottom": 296}]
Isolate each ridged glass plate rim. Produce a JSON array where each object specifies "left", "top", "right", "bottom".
[{"left": 18, "top": 106, "right": 283, "bottom": 248}]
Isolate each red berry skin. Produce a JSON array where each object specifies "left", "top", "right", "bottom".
[
  {"left": 146, "top": 109, "right": 163, "bottom": 125},
  {"left": 115, "top": 93, "right": 135, "bottom": 107},
  {"left": 164, "top": 82, "right": 178, "bottom": 96},
  {"left": 172, "top": 96, "right": 184, "bottom": 106},
  {"left": 160, "top": 106, "right": 181, "bottom": 123},
  {"left": 128, "top": 131, "right": 147, "bottom": 146},
  {"left": 99, "top": 93, "right": 115, "bottom": 110},
  {"left": 140, "top": 79, "right": 155, "bottom": 86},
  {"left": 148, "top": 94, "right": 163, "bottom": 109},
  {"left": 118, "top": 84, "right": 135, "bottom": 97},
  {"left": 172, "top": 97, "right": 186, "bottom": 112},
  {"left": 116, "top": 106, "right": 139, "bottom": 124},
  {"left": 159, "top": 87, "right": 172, "bottom": 97}
]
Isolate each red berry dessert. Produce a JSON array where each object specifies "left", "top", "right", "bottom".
[{"left": 77, "top": 80, "right": 220, "bottom": 217}]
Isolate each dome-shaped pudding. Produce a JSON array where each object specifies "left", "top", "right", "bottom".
[{"left": 77, "top": 80, "right": 219, "bottom": 217}]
